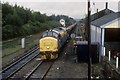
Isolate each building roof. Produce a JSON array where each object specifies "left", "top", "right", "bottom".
[
  {"left": 82, "top": 9, "right": 114, "bottom": 23},
  {"left": 91, "top": 11, "right": 120, "bottom": 27},
  {"left": 90, "top": 9, "right": 114, "bottom": 21}
]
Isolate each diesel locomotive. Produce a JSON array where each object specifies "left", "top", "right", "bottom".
[{"left": 39, "top": 23, "right": 76, "bottom": 60}]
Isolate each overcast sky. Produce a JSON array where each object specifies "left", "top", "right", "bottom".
[{"left": 2, "top": 0, "right": 120, "bottom": 19}]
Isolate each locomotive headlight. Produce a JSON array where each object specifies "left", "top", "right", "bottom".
[{"left": 46, "top": 46, "right": 50, "bottom": 49}]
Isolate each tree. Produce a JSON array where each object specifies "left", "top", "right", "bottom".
[{"left": 2, "top": 2, "right": 75, "bottom": 40}]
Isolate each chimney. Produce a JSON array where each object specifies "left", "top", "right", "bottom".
[{"left": 106, "top": 2, "right": 108, "bottom": 9}]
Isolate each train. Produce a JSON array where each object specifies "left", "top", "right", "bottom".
[{"left": 39, "top": 23, "right": 77, "bottom": 60}]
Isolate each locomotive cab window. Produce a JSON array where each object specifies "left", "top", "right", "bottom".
[
  {"left": 52, "top": 32, "right": 59, "bottom": 38},
  {"left": 42, "top": 32, "right": 48, "bottom": 37},
  {"left": 42, "top": 31, "right": 59, "bottom": 38}
]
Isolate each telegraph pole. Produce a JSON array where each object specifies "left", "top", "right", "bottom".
[{"left": 87, "top": 0, "right": 91, "bottom": 80}]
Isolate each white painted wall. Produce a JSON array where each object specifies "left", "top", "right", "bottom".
[
  {"left": 91, "top": 25, "right": 96, "bottom": 43},
  {"left": 91, "top": 25, "right": 102, "bottom": 58},
  {"left": 91, "top": 25, "right": 101, "bottom": 44}
]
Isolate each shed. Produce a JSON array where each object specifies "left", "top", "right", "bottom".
[{"left": 91, "top": 11, "right": 120, "bottom": 58}]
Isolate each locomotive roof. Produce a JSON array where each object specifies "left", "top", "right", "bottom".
[
  {"left": 52, "top": 27, "right": 65, "bottom": 34},
  {"left": 54, "top": 27, "right": 66, "bottom": 31}
]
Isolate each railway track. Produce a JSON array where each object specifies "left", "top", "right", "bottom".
[
  {"left": 1, "top": 47, "right": 39, "bottom": 80},
  {"left": 23, "top": 61, "right": 55, "bottom": 80},
  {"left": 26, "top": 40, "right": 71, "bottom": 79},
  {"left": 2, "top": 45, "right": 38, "bottom": 69},
  {"left": 2, "top": 46, "right": 38, "bottom": 70},
  {"left": 11, "top": 38, "right": 71, "bottom": 80},
  {"left": 23, "top": 61, "right": 44, "bottom": 80}
]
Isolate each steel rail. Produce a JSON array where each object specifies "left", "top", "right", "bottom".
[
  {"left": 2, "top": 48, "right": 39, "bottom": 80},
  {"left": 24, "top": 61, "right": 44, "bottom": 80},
  {"left": 2, "top": 47, "right": 38, "bottom": 73},
  {"left": 40, "top": 62, "right": 55, "bottom": 80}
]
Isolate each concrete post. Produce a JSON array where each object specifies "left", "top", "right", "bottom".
[
  {"left": 108, "top": 51, "right": 111, "bottom": 61},
  {"left": 116, "top": 57, "right": 119, "bottom": 69},
  {"left": 21, "top": 38, "right": 25, "bottom": 48},
  {"left": 103, "top": 47, "right": 105, "bottom": 56}
]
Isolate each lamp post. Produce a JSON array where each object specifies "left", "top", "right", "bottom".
[{"left": 87, "top": 0, "right": 91, "bottom": 80}]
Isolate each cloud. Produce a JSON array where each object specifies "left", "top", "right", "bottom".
[
  {"left": 2, "top": 0, "right": 120, "bottom": 2},
  {"left": 2, "top": 0, "right": 119, "bottom": 19}
]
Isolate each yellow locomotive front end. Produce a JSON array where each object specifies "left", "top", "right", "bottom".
[{"left": 40, "top": 37, "right": 58, "bottom": 59}]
